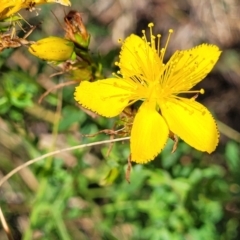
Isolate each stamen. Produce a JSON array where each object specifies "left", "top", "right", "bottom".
[
  {"left": 157, "top": 34, "right": 161, "bottom": 56},
  {"left": 174, "top": 89, "right": 205, "bottom": 95},
  {"left": 151, "top": 35, "right": 155, "bottom": 50},
  {"left": 148, "top": 23, "right": 155, "bottom": 49},
  {"left": 160, "top": 48, "right": 165, "bottom": 60},
  {"left": 161, "top": 29, "right": 173, "bottom": 61},
  {"left": 112, "top": 72, "right": 122, "bottom": 78},
  {"left": 130, "top": 75, "right": 148, "bottom": 88},
  {"left": 142, "top": 30, "right": 147, "bottom": 43}
]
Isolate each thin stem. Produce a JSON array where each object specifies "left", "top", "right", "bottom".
[
  {"left": 38, "top": 80, "right": 78, "bottom": 104},
  {"left": 0, "top": 207, "right": 14, "bottom": 240},
  {"left": 0, "top": 137, "right": 130, "bottom": 188}
]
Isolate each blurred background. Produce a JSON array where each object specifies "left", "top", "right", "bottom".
[{"left": 1, "top": 0, "right": 240, "bottom": 239}]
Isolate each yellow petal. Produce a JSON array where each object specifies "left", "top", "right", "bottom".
[
  {"left": 131, "top": 102, "right": 169, "bottom": 163},
  {"left": 0, "top": 0, "right": 71, "bottom": 19},
  {"left": 118, "top": 34, "right": 162, "bottom": 82},
  {"left": 40, "top": 0, "right": 71, "bottom": 6},
  {"left": 31, "top": 0, "right": 71, "bottom": 6},
  {"left": 161, "top": 44, "right": 221, "bottom": 94},
  {"left": 74, "top": 79, "right": 134, "bottom": 117},
  {"left": 0, "top": 2, "right": 21, "bottom": 19},
  {"left": 160, "top": 99, "right": 219, "bottom": 153}
]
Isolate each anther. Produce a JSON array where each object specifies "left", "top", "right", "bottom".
[
  {"left": 148, "top": 23, "right": 154, "bottom": 27},
  {"left": 200, "top": 88, "right": 205, "bottom": 94}
]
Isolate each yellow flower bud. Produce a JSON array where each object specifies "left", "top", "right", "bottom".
[{"left": 28, "top": 36, "right": 75, "bottom": 61}]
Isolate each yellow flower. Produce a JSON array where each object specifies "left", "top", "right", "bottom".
[
  {"left": 74, "top": 23, "right": 221, "bottom": 164},
  {"left": 0, "top": 0, "right": 71, "bottom": 20}
]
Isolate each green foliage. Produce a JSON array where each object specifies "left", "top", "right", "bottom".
[
  {"left": 12, "top": 140, "right": 238, "bottom": 240},
  {"left": 0, "top": 71, "right": 38, "bottom": 121}
]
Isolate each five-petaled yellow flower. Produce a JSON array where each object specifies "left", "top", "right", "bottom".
[{"left": 74, "top": 23, "right": 221, "bottom": 164}]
